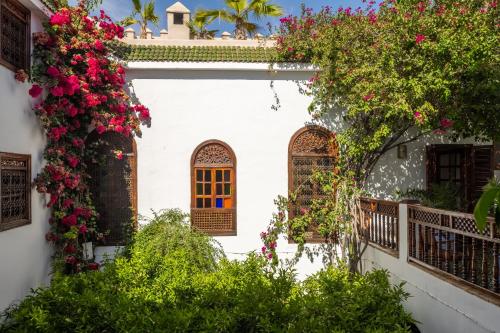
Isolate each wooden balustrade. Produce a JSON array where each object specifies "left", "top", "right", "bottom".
[
  {"left": 359, "top": 198, "right": 399, "bottom": 256},
  {"left": 408, "top": 205, "right": 499, "bottom": 297}
]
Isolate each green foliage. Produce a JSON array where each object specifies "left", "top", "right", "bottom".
[
  {"left": 1, "top": 210, "right": 414, "bottom": 333},
  {"left": 396, "top": 182, "right": 464, "bottom": 211},
  {"left": 474, "top": 179, "right": 500, "bottom": 230},
  {"left": 276, "top": 1, "right": 499, "bottom": 176},
  {"left": 121, "top": 0, "right": 159, "bottom": 39},
  {"left": 195, "top": 0, "right": 283, "bottom": 39},
  {"left": 188, "top": 13, "right": 218, "bottom": 39}
]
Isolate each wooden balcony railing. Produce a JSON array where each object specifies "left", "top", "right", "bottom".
[
  {"left": 359, "top": 198, "right": 399, "bottom": 256},
  {"left": 408, "top": 205, "right": 499, "bottom": 296}
]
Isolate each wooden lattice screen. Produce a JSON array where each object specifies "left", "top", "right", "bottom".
[
  {"left": 0, "top": 0, "right": 30, "bottom": 71},
  {"left": 288, "top": 126, "right": 338, "bottom": 243},
  {"left": 0, "top": 152, "right": 30, "bottom": 231},
  {"left": 87, "top": 132, "right": 137, "bottom": 245},
  {"left": 191, "top": 140, "right": 236, "bottom": 236}
]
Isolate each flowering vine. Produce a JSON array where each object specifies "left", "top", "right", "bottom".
[
  {"left": 17, "top": 1, "right": 151, "bottom": 273},
  {"left": 265, "top": 0, "right": 498, "bottom": 272}
]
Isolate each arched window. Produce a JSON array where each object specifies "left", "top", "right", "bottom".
[
  {"left": 288, "top": 126, "right": 338, "bottom": 242},
  {"left": 191, "top": 140, "right": 236, "bottom": 236}
]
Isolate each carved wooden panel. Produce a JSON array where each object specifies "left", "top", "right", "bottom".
[
  {"left": 0, "top": 0, "right": 30, "bottom": 71},
  {"left": 0, "top": 152, "right": 30, "bottom": 231},
  {"left": 290, "top": 127, "right": 338, "bottom": 156},
  {"left": 193, "top": 142, "right": 233, "bottom": 167},
  {"left": 87, "top": 132, "right": 137, "bottom": 245}
]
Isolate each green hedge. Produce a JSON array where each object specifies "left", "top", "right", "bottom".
[{"left": 1, "top": 210, "right": 414, "bottom": 333}]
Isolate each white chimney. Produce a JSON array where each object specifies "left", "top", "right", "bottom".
[
  {"left": 145, "top": 27, "right": 153, "bottom": 39},
  {"left": 124, "top": 27, "right": 135, "bottom": 39},
  {"left": 166, "top": 1, "right": 191, "bottom": 39},
  {"left": 160, "top": 29, "right": 168, "bottom": 39},
  {"left": 221, "top": 31, "right": 232, "bottom": 40}
]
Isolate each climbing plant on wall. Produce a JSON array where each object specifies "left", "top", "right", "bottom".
[
  {"left": 16, "top": 0, "right": 151, "bottom": 273},
  {"left": 262, "top": 0, "right": 499, "bottom": 272}
]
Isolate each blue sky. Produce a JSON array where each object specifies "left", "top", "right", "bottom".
[{"left": 96, "top": 0, "right": 365, "bottom": 36}]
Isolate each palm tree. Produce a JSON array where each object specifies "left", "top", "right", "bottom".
[
  {"left": 187, "top": 14, "right": 218, "bottom": 40},
  {"left": 121, "top": 0, "right": 159, "bottom": 39},
  {"left": 195, "top": 0, "right": 283, "bottom": 40}
]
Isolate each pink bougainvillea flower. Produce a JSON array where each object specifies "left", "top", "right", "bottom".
[
  {"left": 49, "top": 9, "right": 71, "bottom": 26},
  {"left": 267, "top": 253, "right": 273, "bottom": 259},
  {"left": 440, "top": 118, "right": 454, "bottom": 128},
  {"left": 79, "top": 224, "right": 88, "bottom": 234},
  {"left": 414, "top": 111, "right": 424, "bottom": 124},
  {"left": 62, "top": 198, "right": 74, "bottom": 209},
  {"left": 29, "top": 84, "right": 43, "bottom": 98},
  {"left": 46, "top": 66, "right": 60, "bottom": 78},
  {"left": 113, "top": 149, "right": 123, "bottom": 160},
  {"left": 72, "top": 137, "right": 84, "bottom": 148},
  {"left": 415, "top": 34, "right": 426, "bottom": 44},
  {"left": 96, "top": 125, "right": 106, "bottom": 134},
  {"left": 64, "top": 244, "right": 77, "bottom": 254},
  {"left": 66, "top": 155, "right": 79, "bottom": 168},
  {"left": 416, "top": 1, "right": 426, "bottom": 13},
  {"left": 363, "top": 92, "right": 375, "bottom": 101},
  {"left": 62, "top": 214, "right": 77, "bottom": 226},
  {"left": 65, "top": 256, "right": 77, "bottom": 265},
  {"left": 93, "top": 39, "right": 105, "bottom": 51},
  {"left": 88, "top": 262, "right": 99, "bottom": 271},
  {"left": 261, "top": 246, "right": 267, "bottom": 253},
  {"left": 50, "top": 86, "right": 64, "bottom": 97}
]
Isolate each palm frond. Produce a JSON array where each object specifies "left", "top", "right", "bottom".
[
  {"left": 143, "top": 1, "right": 159, "bottom": 25},
  {"left": 131, "top": 0, "right": 142, "bottom": 13},
  {"left": 120, "top": 16, "right": 138, "bottom": 27},
  {"left": 225, "top": 0, "right": 247, "bottom": 14},
  {"left": 248, "top": 0, "right": 283, "bottom": 18}
]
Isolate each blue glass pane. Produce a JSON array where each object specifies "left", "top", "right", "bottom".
[{"left": 216, "top": 198, "right": 223, "bottom": 208}]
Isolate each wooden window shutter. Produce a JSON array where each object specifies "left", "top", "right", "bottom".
[
  {"left": 471, "top": 145, "right": 494, "bottom": 204},
  {"left": 425, "top": 145, "right": 437, "bottom": 190}
]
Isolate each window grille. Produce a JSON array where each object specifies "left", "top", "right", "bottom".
[
  {"left": 191, "top": 140, "right": 236, "bottom": 236},
  {"left": 0, "top": 152, "right": 30, "bottom": 231},
  {"left": 288, "top": 126, "right": 338, "bottom": 242},
  {"left": 0, "top": 0, "right": 30, "bottom": 71}
]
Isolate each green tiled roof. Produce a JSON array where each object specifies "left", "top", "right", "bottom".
[{"left": 118, "top": 44, "right": 279, "bottom": 63}]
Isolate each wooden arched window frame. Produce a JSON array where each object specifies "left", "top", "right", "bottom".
[
  {"left": 288, "top": 126, "right": 338, "bottom": 243},
  {"left": 191, "top": 140, "right": 237, "bottom": 236}
]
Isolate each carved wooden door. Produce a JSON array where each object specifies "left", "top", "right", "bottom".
[{"left": 87, "top": 132, "right": 137, "bottom": 245}]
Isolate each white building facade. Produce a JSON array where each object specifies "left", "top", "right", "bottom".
[
  {"left": 0, "top": 0, "right": 52, "bottom": 311},
  {"left": 0, "top": 2, "right": 498, "bottom": 333}
]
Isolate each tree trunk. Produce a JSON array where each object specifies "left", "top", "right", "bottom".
[{"left": 140, "top": 23, "right": 147, "bottom": 39}]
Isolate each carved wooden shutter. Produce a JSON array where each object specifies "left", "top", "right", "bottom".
[
  {"left": 289, "top": 126, "right": 338, "bottom": 242},
  {"left": 87, "top": 132, "right": 137, "bottom": 245},
  {"left": 0, "top": 0, "right": 30, "bottom": 71},
  {"left": 471, "top": 145, "right": 494, "bottom": 204},
  {"left": 425, "top": 145, "right": 437, "bottom": 190}
]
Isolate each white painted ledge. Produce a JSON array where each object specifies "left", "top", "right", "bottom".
[{"left": 125, "top": 61, "right": 317, "bottom": 73}]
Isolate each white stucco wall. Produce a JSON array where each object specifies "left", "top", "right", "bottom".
[
  {"left": 127, "top": 64, "right": 327, "bottom": 274},
  {"left": 363, "top": 204, "right": 500, "bottom": 333},
  {"left": 0, "top": 6, "right": 52, "bottom": 311},
  {"left": 366, "top": 133, "right": 487, "bottom": 200}
]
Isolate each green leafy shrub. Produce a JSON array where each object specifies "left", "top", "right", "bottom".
[
  {"left": 396, "top": 182, "right": 464, "bottom": 211},
  {"left": 1, "top": 209, "right": 414, "bottom": 333}
]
